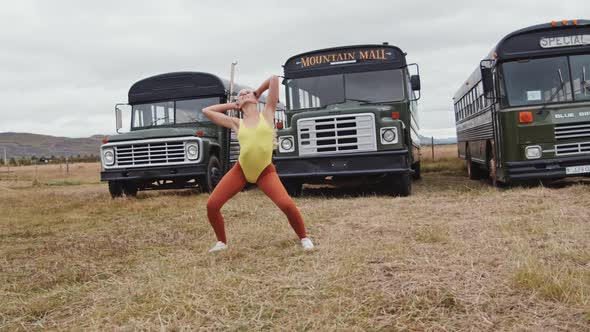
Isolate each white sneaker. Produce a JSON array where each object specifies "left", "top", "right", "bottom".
[
  {"left": 301, "top": 237, "right": 314, "bottom": 250},
  {"left": 208, "top": 241, "right": 227, "bottom": 253}
]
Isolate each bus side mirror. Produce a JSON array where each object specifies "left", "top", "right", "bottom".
[
  {"left": 116, "top": 108, "right": 123, "bottom": 132},
  {"left": 410, "top": 75, "right": 421, "bottom": 91},
  {"left": 480, "top": 59, "right": 495, "bottom": 97},
  {"left": 115, "top": 103, "right": 130, "bottom": 133},
  {"left": 481, "top": 68, "right": 494, "bottom": 94},
  {"left": 406, "top": 63, "right": 421, "bottom": 101}
]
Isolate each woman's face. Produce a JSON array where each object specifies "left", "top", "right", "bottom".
[{"left": 238, "top": 89, "right": 257, "bottom": 105}]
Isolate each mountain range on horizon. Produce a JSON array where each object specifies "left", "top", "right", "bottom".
[
  {"left": 0, "top": 132, "right": 457, "bottom": 159},
  {"left": 0, "top": 132, "right": 105, "bottom": 159}
]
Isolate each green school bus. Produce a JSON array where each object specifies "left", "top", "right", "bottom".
[
  {"left": 99, "top": 71, "right": 279, "bottom": 198},
  {"left": 273, "top": 44, "right": 422, "bottom": 196},
  {"left": 454, "top": 19, "right": 590, "bottom": 185}
]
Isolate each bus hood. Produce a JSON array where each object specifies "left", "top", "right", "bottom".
[
  {"left": 289, "top": 103, "right": 395, "bottom": 123},
  {"left": 106, "top": 127, "right": 216, "bottom": 142}
]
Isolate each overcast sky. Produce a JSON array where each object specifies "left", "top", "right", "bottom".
[{"left": 0, "top": 0, "right": 586, "bottom": 138}]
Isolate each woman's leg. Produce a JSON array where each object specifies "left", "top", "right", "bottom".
[
  {"left": 206, "top": 163, "right": 247, "bottom": 243},
  {"left": 256, "top": 164, "right": 307, "bottom": 239}
]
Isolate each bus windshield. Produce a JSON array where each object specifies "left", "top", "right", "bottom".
[
  {"left": 571, "top": 54, "right": 590, "bottom": 102},
  {"left": 132, "top": 97, "right": 219, "bottom": 129},
  {"left": 502, "top": 56, "right": 573, "bottom": 107},
  {"left": 286, "top": 69, "right": 405, "bottom": 110}
]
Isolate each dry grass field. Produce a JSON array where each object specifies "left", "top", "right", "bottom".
[{"left": 1, "top": 145, "right": 590, "bottom": 331}]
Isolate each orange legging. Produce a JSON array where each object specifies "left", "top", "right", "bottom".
[{"left": 206, "top": 162, "right": 307, "bottom": 244}]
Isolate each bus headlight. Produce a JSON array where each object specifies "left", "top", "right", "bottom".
[
  {"left": 186, "top": 143, "right": 199, "bottom": 160},
  {"left": 380, "top": 127, "right": 398, "bottom": 144},
  {"left": 279, "top": 136, "right": 295, "bottom": 153},
  {"left": 102, "top": 148, "right": 115, "bottom": 166},
  {"left": 525, "top": 145, "right": 542, "bottom": 159}
]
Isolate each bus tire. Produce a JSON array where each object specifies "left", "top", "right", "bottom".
[
  {"left": 412, "top": 161, "right": 422, "bottom": 180},
  {"left": 467, "top": 160, "right": 481, "bottom": 180},
  {"left": 204, "top": 155, "right": 222, "bottom": 193},
  {"left": 108, "top": 181, "right": 124, "bottom": 198},
  {"left": 466, "top": 151, "right": 484, "bottom": 180},
  {"left": 282, "top": 179, "right": 303, "bottom": 197},
  {"left": 122, "top": 182, "right": 138, "bottom": 197},
  {"left": 487, "top": 145, "right": 500, "bottom": 188}
]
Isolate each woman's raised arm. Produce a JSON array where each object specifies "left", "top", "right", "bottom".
[
  {"left": 254, "top": 76, "right": 279, "bottom": 115},
  {"left": 202, "top": 102, "right": 240, "bottom": 131}
]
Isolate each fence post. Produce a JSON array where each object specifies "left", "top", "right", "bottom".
[
  {"left": 3, "top": 147, "right": 8, "bottom": 173},
  {"left": 431, "top": 136, "right": 435, "bottom": 160},
  {"left": 66, "top": 157, "right": 69, "bottom": 177}
]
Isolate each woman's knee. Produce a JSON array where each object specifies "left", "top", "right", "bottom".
[{"left": 206, "top": 197, "right": 222, "bottom": 212}]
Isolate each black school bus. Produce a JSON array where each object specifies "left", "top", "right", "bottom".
[
  {"left": 100, "top": 71, "right": 283, "bottom": 197},
  {"left": 273, "top": 44, "right": 421, "bottom": 196},
  {"left": 454, "top": 19, "right": 590, "bottom": 185}
]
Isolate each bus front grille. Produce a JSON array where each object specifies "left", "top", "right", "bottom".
[
  {"left": 555, "top": 141, "right": 590, "bottom": 156},
  {"left": 554, "top": 122, "right": 590, "bottom": 140},
  {"left": 297, "top": 113, "right": 377, "bottom": 156},
  {"left": 115, "top": 141, "right": 186, "bottom": 167}
]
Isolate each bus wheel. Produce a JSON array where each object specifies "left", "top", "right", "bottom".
[
  {"left": 486, "top": 142, "right": 501, "bottom": 187},
  {"left": 412, "top": 161, "right": 422, "bottom": 180},
  {"left": 466, "top": 153, "right": 483, "bottom": 180},
  {"left": 123, "top": 182, "right": 138, "bottom": 197},
  {"left": 488, "top": 156, "right": 499, "bottom": 187},
  {"left": 204, "top": 155, "right": 222, "bottom": 193},
  {"left": 385, "top": 173, "right": 412, "bottom": 197},
  {"left": 108, "top": 181, "right": 123, "bottom": 198},
  {"left": 282, "top": 179, "right": 303, "bottom": 197}
]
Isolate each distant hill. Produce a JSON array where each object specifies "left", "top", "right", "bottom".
[
  {"left": 0, "top": 132, "right": 104, "bottom": 158},
  {"left": 419, "top": 135, "right": 457, "bottom": 145},
  {"left": 0, "top": 132, "right": 456, "bottom": 159}
]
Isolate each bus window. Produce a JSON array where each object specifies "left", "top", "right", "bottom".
[
  {"left": 287, "top": 75, "right": 344, "bottom": 109},
  {"left": 502, "top": 57, "right": 572, "bottom": 106},
  {"left": 155, "top": 104, "right": 175, "bottom": 125},
  {"left": 345, "top": 70, "right": 404, "bottom": 102},
  {"left": 176, "top": 98, "right": 217, "bottom": 124},
  {"left": 571, "top": 54, "right": 590, "bottom": 101},
  {"left": 132, "top": 101, "right": 174, "bottom": 128}
]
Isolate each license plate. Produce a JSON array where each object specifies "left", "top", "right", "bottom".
[
  {"left": 565, "top": 165, "right": 590, "bottom": 175},
  {"left": 330, "top": 160, "right": 349, "bottom": 169}
]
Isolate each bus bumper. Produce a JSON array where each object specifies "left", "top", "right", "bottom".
[
  {"left": 504, "top": 155, "right": 590, "bottom": 180},
  {"left": 100, "top": 164, "right": 206, "bottom": 182},
  {"left": 273, "top": 149, "right": 411, "bottom": 178}
]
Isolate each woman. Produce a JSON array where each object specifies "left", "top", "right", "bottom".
[{"left": 202, "top": 75, "right": 314, "bottom": 252}]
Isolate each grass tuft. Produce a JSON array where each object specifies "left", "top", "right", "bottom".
[{"left": 513, "top": 259, "right": 590, "bottom": 305}]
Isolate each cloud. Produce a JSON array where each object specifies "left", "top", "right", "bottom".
[{"left": 0, "top": 0, "right": 586, "bottom": 137}]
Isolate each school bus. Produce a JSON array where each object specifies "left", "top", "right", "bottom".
[
  {"left": 273, "top": 44, "right": 421, "bottom": 196},
  {"left": 100, "top": 71, "right": 281, "bottom": 197},
  {"left": 454, "top": 20, "right": 590, "bottom": 185}
]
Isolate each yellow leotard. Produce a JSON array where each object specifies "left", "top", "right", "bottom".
[{"left": 238, "top": 117, "right": 274, "bottom": 183}]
